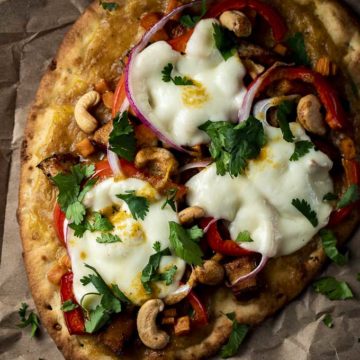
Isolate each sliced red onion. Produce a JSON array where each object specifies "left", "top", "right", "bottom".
[
  {"left": 125, "top": 1, "right": 203, "bottom": 152},
  {"left": 164, "top": 283, "right": 192, "bottom": 305},
  {"left": 228, "top": 255, "right": 269, "bottom": 287},
  {"left": 253, "top": 95, "right": 300, "bottom": 122},
  {"left": 238, "top": 62, "right": 288, "bottom": 123},
  {"left": 179, "top": 160, "right": 212, "bottom": 173}
]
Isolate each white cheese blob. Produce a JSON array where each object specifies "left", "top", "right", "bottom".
[
  {"left": 68, "top": 177, "right": 186, "bottom": 308},
  {"left": 186, "top": 123, "right": 334, "bottom": 257},
  {"left": 131, "top": 19, "right": 247, "bottom": 146}
]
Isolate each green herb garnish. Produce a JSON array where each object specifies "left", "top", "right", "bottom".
[
  {"left": 117, "top": 190, "right": 149, "bottom": 220},
  {"left": 70, "top": 212, "right": 114, "bottom": 237},
  {"left": 161, "top": 188, "right": 178, "bottom": 211},
  {"left": 162, "top": 63, "right": 194, "bottom": 85},
  {"left": 212, "top": 23, "right": 238, "bottom": 61},
  {"left": 320, "top": 229, "right": 348, "bottom": 266},
  {"left": 313, "top": 277, "right": 354, "bottom": 300},
  {"left": 199, "top": 116, "right": 266, "bottom": 177},
  {"left": 61, "top": 300, "right": 79, "bottom": 312},
  {"left": 99, "top": 1, "right": 118, "bottom": 11},
  {"left": 235, "top": 231, "right": 254, "bottom": 243},
  {"left": 323, "top": 192, "right": 338, "bottom": 201},
  {"left": 180, "top": 0, "right": 207, "bottom": 28},
  {"left": 277, "top": 101, "right": 295, "bottom": 143},
  {"left": 291, "top": 198, "right": 318, "bottom": 227},
  {"left": 286, "top": 32, "right": 310, "bottom": 66},
  {"left": 290, "top": 141, "right": 314, "bottom": 161},
  {"left": 186, "top": 225, "right": 204, "bottom": 242},
  {"left": 17, "top": 303, "right": 40, "bottom": 337},
  {"left": 322, "top": 314, "right": 334, "bottom": 328},
  {"left": 220, "top": 312, "right": 249, "bottom": 358},
  {"left": 96, "top": 233, "right": 122, "bottom": 244},
  {"left": 337, "top": 184, "right": 359, "bottom": 209}
]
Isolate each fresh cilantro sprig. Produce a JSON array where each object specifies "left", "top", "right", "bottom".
[
  {"left": 169, "top": 222, "right": 203, "bottom": 266},
  {"left": 235, "top": 231, "right": 253, "bottom": 243},
  {"left": 96, "top": 233, "right": 122, "bottom": 244},
  {"left": 99, "top": 1, "right": 118, "bottom": 11},
  {"left": 17, "top": 303, "right": 40, "bottom": 337},
  {"left": 277, "top": 101, "right": 295, "bottom": 143},
  {"left": 337, "top": 184, "right": 359, "bottom": 209},
  {"left": 109, "top": 111, "right": 136, "bottom": 162},
  {"left": 61, "top": 300, "right": 79, "bottom": 312},
  {"left": 199, "top": 116, "right": 266, "bottom": 177},
  {"left": 286, "top": 32, "right": 310, "bottom": 66},
  {"left": 323, "top": 192, "right": 338, "bottom": 201},
  {"left": 322, "top": 314, "right": 334, "bottom": 328},
  {"left": 220, "top": 312, "right": 249, "bottom": 358},
  {"left": 180, "top": 0, "right": 207, "bottom": 28},
  {"left": 117, "top": 190, "right": 149, "bottom": 220},
  {"left": 186, "top": 225, "right": 204, "bottom": 242},
  {"left": 70, "top": 212, "right": 114, "bottom": 237},
  {"left": 141, "top": 242, "right": 172, "bottom": 293},
  {"left": 213, "top": 23, "right": 238, "bottom": 61},
  {"left": 291, "top": 198, "right": 318, "bottom": 227},
  {"left": 290, "top": 141, "right": 314, "bottom": 161},
  {"left": 52, "top": 164, "right": 96, "bottom": 224},
  {"left": 162, "top": 63, "right": 194, "bottom": 86},
  {"left": 320, "top": 229, "right": 348, "bottom": 266},
  {"left": 313, "top": 277, "right": 354, "bottom": 300},
  {"left": 80, "top": 264, "right": 130, "bottom": 333},
  {"left": 161, "top": 188, "right": 178, "bottom": 211}
]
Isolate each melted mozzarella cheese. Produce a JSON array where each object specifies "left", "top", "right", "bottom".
[
  {"left": 68, "top": 177, "right": 186, "bottom": 308},
  {"left": 131, "top": 19, "right": 247, "bottom": 146},
  {"left": 186, "top": 123, "right": 334, "bottom": 257}
]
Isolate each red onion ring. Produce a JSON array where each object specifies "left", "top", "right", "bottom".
[
  {"left": 179, "top": 160, "right": 212, "bottom": 173},
  {"left": 238, "top": 62, "right": 288, "bottom": 122},
  {"left": 164, "top": 283, "right": 192, "bottom": 305},
  {"left": 125, "top": 1, "right": 203, "bottom": 152},
  {"left": 227, "top": 255, "right": 269, "bottom": 287},
  {"left": 253, "top": 95, "right": 300, "bottom": 122}
]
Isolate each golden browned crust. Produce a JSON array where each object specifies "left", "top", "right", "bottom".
[{"left": 18, "top": 1, "right": 360, "bottom": 359}]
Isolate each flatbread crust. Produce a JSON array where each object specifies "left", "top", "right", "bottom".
[{"left": 18, "top": 1, "right": 360, "bottom": 359}]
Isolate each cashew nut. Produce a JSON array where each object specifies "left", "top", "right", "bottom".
[
  {"left": 194, "top": 260, "right": 225, "bottom": 286},
  {"left": 135, "top": 147, "right": 179, "bottom": 189},
  {"left": 297, "top": 94, "right": 326, "bottom": 135},
  {"left": 74, "top": 91, "right": 100, "bottom": 134},
  {"left": 219, "top": 11, "right": 252, "bottom": 37},
  {"left": 137, "top": 299, "right": 169, "bottom": 350},
  {"left": 178, "top": 206, "right": 205, "bottom": 225}
]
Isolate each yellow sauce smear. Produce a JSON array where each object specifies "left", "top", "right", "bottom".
[{"left": 181, "top": 80, "right": 209, "bottom": 108}]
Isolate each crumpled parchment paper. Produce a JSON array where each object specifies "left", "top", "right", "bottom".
[{"left": 0, "top": 1, "right": 359, "bottom": 359}]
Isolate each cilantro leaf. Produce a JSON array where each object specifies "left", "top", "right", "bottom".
[
  {"left": 96, "top": 233, "right": 122, "bottom": 244},
  {"left": 162, "top": 63, "right": 193, "bottom": 86},
  {"left": 85, "top": 306, "right": 111, "bottom": 333},
  {"left": 292, "top": 198, "right": 319, "bottom": 227},
  {"left": 111, "top": 284, "right": 131, "bottom": 304},
  {"left": 81, "top": 264, "right": 122, "bottom": 314},
  {"left": 213, "top": 23, "right": 237, "bottom": 61},
  {"left": 61, "top": 300, "right": 78, "bottom": 312},
  {"left": 290, "top": 141, "right": 314, "bottom": 161},
  {"left": 160, "top": 265, "right": 178, "bottom": 286},
  {"left": 235, "top": 230, "right": 253, "bottom": 243},
  {"left": 69, "top": 221, "right": 88, "bottom": 237},
  {"left": 320, "top": 229, "right": 348, "bottom": 266},
  {"left": 313, "top": 277, "right": 354, "bottom": 300},
  {"left": 286, "top": 32, "right": 310, "bottom": 66},
  {"left": 220, "top": 312, "right": 249, "bottom": 358},
  {"left": 186, "top": 225, "right": 204, "bottom": 242},
  {"left": 153, "top": 241, "right": 161, "bottom": 252},
  {"left": 99, "top": 1, "right": 118, "bottom": 11},
  {"left": 141, "top": 245, "right": 172, "bottom": 293},
  {"left": 169, "top": 222, "right": 203, "bottom": 266},
  {"left": 199, "top": 116, "right": 265, "bottom": 177},
  {"left": 17, "top": 303, "right": 40, "bottom": 337},
  {"left": 277, "top": 101, "right": 295, "bottom": 142},
  {"left": 323, "top": 192, "right": 338, "bottom": 201},
  {"left": 117, "top": 191, "right": 149, "bottom": 220},
  {"left": 337, "top": 184, "right": 359, "bottom": 209},
  {"left": 70, "top": 212, "right": 114, "bottom": 237},
  {"left": 322, "top": 314, "right": 334, "bottom": 328},
  {"left": 109, "top": 111, "right": 136, "bottom": 162},
  {"left": 52, "top": 164, "right": 95, "bottom": 224},
  {"left": 161, "top": 188, "right": 178, "bottom": 211},
  {"left": 180, "top": 0, "right": 207, "bottom": 28}
]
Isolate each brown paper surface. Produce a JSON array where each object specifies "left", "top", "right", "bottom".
[{"left": 0, "top": 0, "right": 360, "bottom": 359}]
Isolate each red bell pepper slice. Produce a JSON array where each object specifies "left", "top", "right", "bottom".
[
  {"left": 94, "top": 158, "right": 114, "bottom": 179},
  {"left": 187, "top": 288, "right": 208, "bottom": 326},
  {"left": 112, "top": 73, "right": 127, "bottom": 118},
  {"left": 199, "top": 218, "right": 253, "bottom": 256},
  {"left": 53, "top": 203, "right": 66, "bottom": 246},
  {"left": 60, "top": 272, "right": 85, "bottom": 335},
  {"left": 257, "top": 66, "right": 348, "bottom": 130},
  {"left": 205, "top": 0, "right": 287, "bottom": 42}
]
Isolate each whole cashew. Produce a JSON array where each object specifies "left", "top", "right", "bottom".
[
  {"left": 137, "top": 299, "right": 169, "bottom": 350},
  {"left": 135, "top": 147, "right": 179, "bottom": 189},
  {"left": 219, "top": 11, "right": 252, "bottom": 37},
  {"left": 194, "top": 260, "right": 225, "bottom": 286},
  {"left": 297, "top": 94, "right": 326, "bottom": 135},
  {"left": 74, "top": 91, "right": 100, "bottom": 134},
  {"left": 178, "top": 206, "right": 205, "bottom": 225}
]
